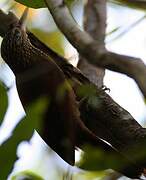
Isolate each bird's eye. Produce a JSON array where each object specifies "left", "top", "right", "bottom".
[
  {"left": 12, "top": 28, "right": 22, "bottom": 45},
  {"left": 14, "top": 29, "right": 21, "bottom": 40}
]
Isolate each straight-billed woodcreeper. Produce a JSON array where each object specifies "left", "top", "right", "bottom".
[{"left": 0, "top": 8, "right": 142, "bottom": 178}]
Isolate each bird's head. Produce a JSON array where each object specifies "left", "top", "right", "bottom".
[
  {"left": 8, "top": 8, "right": 29, "bottom": 46},
  {"left": 1, "top": 8, "right": 29, "bottom": 72}
]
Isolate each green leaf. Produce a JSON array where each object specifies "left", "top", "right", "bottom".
[
  {"left": 31, "top": 29, "right": 65, "bottom": 56},
  {"left": 0, "top": 81, "right": 8, "bottom": 125},
  {"left": 107, "top": 14, "right": 146, "bottom": 43},
  {"left": 12, "top": 170, "right": 44, "bottom": 180},
  {"left": 14, "top": 0, "right": 77, "bottom": 8},
  {"left": 0, "top": 97, "right": 48, "bottom": 179},
  {"left": 77, "top": 145, "right": 132, "bottom": 173},
  {"left": 77, "top": 145, "right": 111, "bottom": 171},
  {"left": 14, "top": 0, "right": 46, "bottom": 8},
  {"left": 64, "top": 0, "right": 77, "bottom": 6},
  {"left": 107, "top": 26, "right": 121, "bottom": 36},
  {"left": 74, "top": 170, "right": 107, "bottom": 180}
]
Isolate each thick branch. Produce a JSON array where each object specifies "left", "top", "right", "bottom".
[
  {"left": 84, "top": 0, "right": 107, "bottom": 47},
  {"left": 77, "top": 0, "right": 105, "bottom": 88},
  {"left": 44, "top": 0, "right": 146, "bottom": 99}
]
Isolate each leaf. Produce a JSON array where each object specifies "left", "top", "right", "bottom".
[
  {"left": 0, "top": 81, "right": 8, "bottom": 126},
  {"left": 107, "top": 14, "right": 146, "bottom": 42},
  {"left": 77, "top": 145, "right": 132, "bottom": 173},
  {"left": 0, "top": 97, "right": 48, "bottom": 179},
  {"left": 74, "top": 170, "right": 107, "bottom": 180},
  {"left": 14, "top": 0, "right": 46, "bottom": 9},
  {"left": 14, "top": 0, "right": 77, "bottom": 8},
  {"left": 77, "top": 145, "right": 111, "bottom": 171},
  {"left": 12, "top": 170, "right": 44, "bottom": 180},
  {"left": 31, "top": 29, "right": 65, "bottom": 56},
  {"left": 64, "top": 0, "right": 77, "bottom": 6},
  {"left": 107, "top": 26, "right": 121, "bottom": 36}
]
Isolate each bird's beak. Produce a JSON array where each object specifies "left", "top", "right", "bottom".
[{"left": 19, "top": 8, "right": 29, "bottom": 30}]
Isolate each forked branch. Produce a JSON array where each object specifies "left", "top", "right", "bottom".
[{"left": 44, "top": 0, "right": 146, "bottom": 99}]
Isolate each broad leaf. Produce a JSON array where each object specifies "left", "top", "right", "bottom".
[
  {"left": 77, "top": 145, "right": 134, "bottom": 174},
  {"left": 14, "top": 0, "right": 46, "bottom": 8},
  {"left": 0, "top": 81, "right": 8, "bottom": 125},
  {"left": 12, "top": 170, "right": 44, "bottom": 180},
  {"left": 31, "top": 29, "right": 65, "bottom": 56},
  {"left": 77, "top": 145, "right": 113, "bottom": 171},
  {"left": 15, "top": 0, "right": 77, "bottom": 9},
  {"left": 0, "top": 97, "right": 47, "bottom": 179}
]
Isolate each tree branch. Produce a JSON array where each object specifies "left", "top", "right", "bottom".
[
  {"left": 77, "top": 0, "right": 105, "bottom": 88},
  {"left": 84, "top": 0, "right": 107, "bottom": 47},
  {"left": 44, "top": 0, "right": 146, "bottom": 99}
]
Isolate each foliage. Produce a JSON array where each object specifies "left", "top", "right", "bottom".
[
  {"left": 14, "top": 0, "right": 46, "bottom": 8},
  {"left": 0, "top": 96, "right": 48, "bottom": 179},
  {"left": 77, "top": 145, "right": 120, "bottom": 171},
  {"left": 14, "top": 0, "right": 76, "bottom": 9},
  {"left": 77, "top": 145, "right": 136, "bottom": 179},
  {"left": 31, "top": 29, "right": 65, "bottom": 56},
  {"left": 0, "top": 81, "right": 8, "bottom": 125},
  {"left": 12, "top": 170, "right": 44, "bottom": 180}
]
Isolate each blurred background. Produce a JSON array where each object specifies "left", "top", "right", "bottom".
[{"left": 0, "top": 0, "right": 146, "bottom": 179}]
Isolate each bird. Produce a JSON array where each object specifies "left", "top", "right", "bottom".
[{"left": 0, "top": 8, "right": 142, "bottom": 178}]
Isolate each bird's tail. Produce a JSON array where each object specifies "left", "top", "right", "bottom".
[{"left": 75, "top": 119, "right": 142, "bottom": 179}]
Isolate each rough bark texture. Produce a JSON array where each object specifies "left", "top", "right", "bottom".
[{"left": 77, "top": 0, "right": 105, "bottom": 88}]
